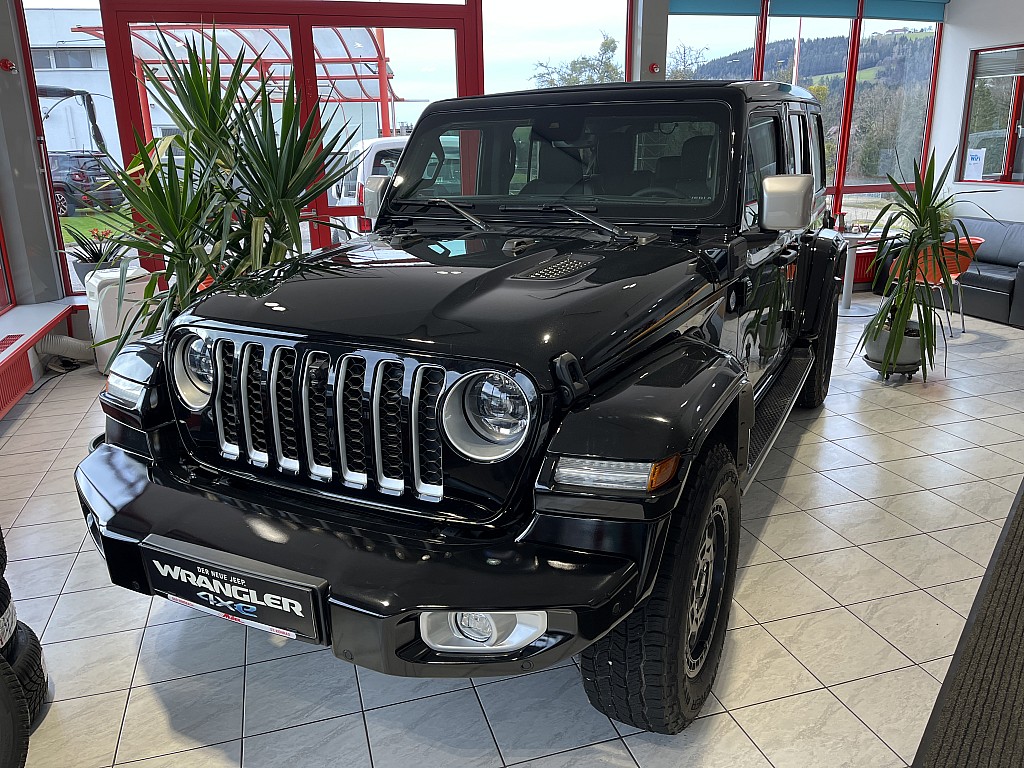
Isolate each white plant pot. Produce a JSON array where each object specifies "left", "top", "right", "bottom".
[{"left": 863, "top": 322, "right": 923, "bottom": 368}]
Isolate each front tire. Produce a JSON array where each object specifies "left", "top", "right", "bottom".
[{"left": 580, "top": 443, "right": 740, "bottom": 734}]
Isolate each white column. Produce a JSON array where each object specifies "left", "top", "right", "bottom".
[{"left": 630, "top": 0, "right": 670, "bottom": 82}]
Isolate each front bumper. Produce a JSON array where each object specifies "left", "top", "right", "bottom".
[{"left": 76, "top": 442, "right": 668, "bottom": 678}]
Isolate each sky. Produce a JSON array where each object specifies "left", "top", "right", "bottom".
[{"left": 22, "top": 1, "right": 861, "bottom": 134}]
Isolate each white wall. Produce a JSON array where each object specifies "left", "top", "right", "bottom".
[
  {"left": 931, "top": 0, "right": 1024, "bottom": 221},
  {"left": 26, "top": 9, "right": 118, "bottom": 158}
]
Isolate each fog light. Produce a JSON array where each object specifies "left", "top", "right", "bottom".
[
  {"left": 452, "top": 612, "right": 496, "bottom": 643},
  {"left": 420, "top": 610, "right": 547, "bottom": 654}
]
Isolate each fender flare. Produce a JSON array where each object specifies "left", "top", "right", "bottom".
[{"left": 546, "top": 336, "right": 753, "bottom": 470}]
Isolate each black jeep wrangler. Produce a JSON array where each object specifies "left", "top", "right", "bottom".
[{"left": 76, "top": 80, "right": 843, "bottom": 734}]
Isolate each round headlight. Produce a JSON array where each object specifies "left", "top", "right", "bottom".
[
  {"left": 464, "top": 372, "right": 529, "bottom": 445},
  {"left": 173, "top": 334, "right": 214, "bottom": 410},
  {"left": 442, "top": 371, "right": 531, "bottom": 462}
]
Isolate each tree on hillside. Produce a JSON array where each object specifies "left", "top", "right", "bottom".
[
  {"left": 666, "top": 43, "right": 708, "bottom": 80},
  {"left": 533, "top": 34, "right": 624, "bottom": 87}
]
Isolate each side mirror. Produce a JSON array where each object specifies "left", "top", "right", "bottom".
[
  {"left": 362, "top": 175, "right": 391, "bottom": 219},
  {"left": 761, "top": 174, "right": 814, "bottom": 231}
]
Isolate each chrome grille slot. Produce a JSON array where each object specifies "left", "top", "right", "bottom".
[
  {"left": 302, "top": 352, "right": 333, "bottom": 482},
  {"left": 215, "top": 341, "right": 240, "bottom": 459},
  {"left": 373, "top": 360, "right": 405, "bottom": 494},
  {"left": 270, "top": 347, "right": 300, "bottom": 473},
  {"left": 337, "top": 355, "right": 368, "bottom": 488},
  {"left": 206, "top": 337, "right": 451, "bottom": 502},
  {"left": 241, "top": 344, "right": 269, "bottom": 465},
  {"left": 412, "top": 366, "right": 445, "bottom": 500}
]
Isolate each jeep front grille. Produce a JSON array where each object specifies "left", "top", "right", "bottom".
[{"left": 213, "top": 342, "right": 446, "bottom": 501}]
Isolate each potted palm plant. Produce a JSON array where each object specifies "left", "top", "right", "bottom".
[
  {"left": 853, "top": 152, "right": 979, "bottom": 382},
  {"left": 94, "top": 30, "right": 356, "bottom": 358},
  {"left": 66, "top": 226, "right": 130, "bottom": 286}
]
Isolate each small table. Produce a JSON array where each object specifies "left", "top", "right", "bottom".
[{"left": 839, "top": 232, "right": 877, "bottom": 318}]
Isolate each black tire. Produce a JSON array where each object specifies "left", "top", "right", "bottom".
[
  {"left": 6, "top": 623, "right": 46, "bottom": 726},
  {"left": 0, "top": 579, "right": 15, "bottom": 662},
  {"left": 580, "top": 443, "right": 740, "bottom": 734},
  {"left": 796, "top": 288, "right": 839, "bottom": 408},
  {"left": 53, "top": 188, "right": 75, "bottom": 217},
  {"left": 0, "top": 531, "right": 6, "bottom": 576},
  {"left": 0, "top": 656, "right": 29, "bottom": 768}
]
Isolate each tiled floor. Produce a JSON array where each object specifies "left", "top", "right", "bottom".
[{"left": 3, "top": 296, "right": 1022, "bottom": 768}]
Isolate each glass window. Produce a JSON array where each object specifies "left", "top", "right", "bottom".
[
  {"left": 53, "top": 49, "right": 93, "bottom": 69},
  {"left": 744, "top": 114, "right": 780, "bottom": 228},
  {"left": 666, "top": 15, "right": 757, "bottom": 80},
  {"left": 845, "top": 21, "right": 937, "bottom": 186},
  {"left": 960, "top": 45, "right": 1024, "bottom": 182},
  {"left": 311, "top": 26, "right": 457, "bottom": 151},
  {"left": 482, "top": 0, "right": 626, "bottom": 93},
  {"left": 789, "top": 113, "right": 810, "bottom": 174},
  {"left": 766, "top": 16, "right": 853, "bottom": 185},
  {"left": 31, "top": 49, "right": 51, "bottom": 69},
  {"left": 809, "top": 113, "right": 826, "bottom": 191},
  {"left": 390, "top": 101, "right": 736, "bottom": 223}
]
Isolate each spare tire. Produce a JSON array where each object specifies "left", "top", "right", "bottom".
[
  {"left": 0, "top": 579, "right": 16, "bottom": 661},
  {"left": 5, "top": 623, "right": 45, "bottom": 726},
  {"left": 0, "top": 655, "right": 29, "bottom": 768}
]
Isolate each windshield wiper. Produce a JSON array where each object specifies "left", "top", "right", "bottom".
[
  {"left": 499, "top": 203, "right": 656, "bottom": 244},
  {"left": 392, "top": 198, "right": 492, "bottom": 232}
]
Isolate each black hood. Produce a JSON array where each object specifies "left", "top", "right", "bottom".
[{"left": 187, "top": 230, "right": 725, "bottom": 390}]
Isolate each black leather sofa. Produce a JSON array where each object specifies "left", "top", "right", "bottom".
[{"left": 955, "top": 216, "right": 1024, "bottom": 328}]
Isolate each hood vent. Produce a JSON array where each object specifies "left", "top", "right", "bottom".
[{"left": 516, "top": 254, "right": 601, "bottom": 281}]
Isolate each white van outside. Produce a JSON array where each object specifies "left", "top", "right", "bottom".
[{"left": 330, "top": 136, "right": 409, "bottom": 241}]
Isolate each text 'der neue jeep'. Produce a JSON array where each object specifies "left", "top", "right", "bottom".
[{"left": 76, "top": 81, "right": 844, "bottom": 734}]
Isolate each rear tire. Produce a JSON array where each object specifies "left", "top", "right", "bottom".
[
  {"left": 5, "top": 623, "right": 46, "bottom": 726},
  {"left": 580, "top": 443, "right": 740, "bottom": 734},
  {"left": 0, "top": 656, "right": 29, "bottom": 768},
  {"left": 797, "top": 288, "right": 839, "bottom": 408},
  {"left": 54, "top": 189, "right": 75, "bottom": 217}
]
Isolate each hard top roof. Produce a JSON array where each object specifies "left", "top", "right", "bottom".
[{"left": 425, "top": 80, "right": 818, "bottom": 113}]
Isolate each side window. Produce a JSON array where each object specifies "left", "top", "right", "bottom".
[
  {"left": 416, "top": 130, "right": 473, "bottom": 196},
  {"left": 809, "top": 114, "right": 826, "bottom": 191},
  {"left": 789, "top": 114, "right": 810, "bottom": 176},
  {"left": 744, "top": 115, "right": 780, "bottom": 229}
]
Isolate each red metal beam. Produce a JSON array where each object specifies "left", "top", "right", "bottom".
[
  {"left": 920, "top": 21, "right": 944, "bottom": 170},
  {"left": 374, "top": 28, "right": 391, "bottom": 137},
  {"left": 831, "top": 0, "right": 865, "bottom": 222},
  {"left": 753, "top": 0, "right": 770, "bottom": 80}
]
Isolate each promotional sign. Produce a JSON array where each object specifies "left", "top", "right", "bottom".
[{"left": 964, "top": 148, "right": 987, "bottom": 181}]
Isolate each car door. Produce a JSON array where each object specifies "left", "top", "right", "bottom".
[{"left": 735, "top": 108, "right": 797, "bottom": 394}]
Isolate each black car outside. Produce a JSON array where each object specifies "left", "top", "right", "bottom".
[{"left": 47, "top": 151, "right": 124, "bottom": 216}]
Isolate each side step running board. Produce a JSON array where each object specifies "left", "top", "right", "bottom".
[{"left": 744, "top": 349, "right": 815, "bottom": 493}]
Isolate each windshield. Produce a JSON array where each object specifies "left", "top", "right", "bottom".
[{"left": 389, "top": 100, "right": 734, "bottom": 223}]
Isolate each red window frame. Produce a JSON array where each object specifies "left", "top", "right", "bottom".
[{"left": 957, "top": 42, "right": 1024, "bottom": 186}]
